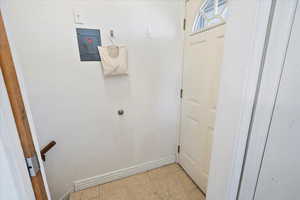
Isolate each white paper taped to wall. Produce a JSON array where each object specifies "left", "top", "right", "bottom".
[{"left": 98, "top": 46, "right": 128, "bottom": 77}]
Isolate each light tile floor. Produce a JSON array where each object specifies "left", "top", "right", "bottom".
[{"left": 70, "top": 164, "right": 205, "bottom": 200}]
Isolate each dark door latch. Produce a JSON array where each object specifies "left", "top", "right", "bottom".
[{"left": 118, "top": 110, "right": 124, "bottom": 116}]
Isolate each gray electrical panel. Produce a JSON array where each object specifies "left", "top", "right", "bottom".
[{"left": 76, "top": 28, "right": 101, "bottom": 61}]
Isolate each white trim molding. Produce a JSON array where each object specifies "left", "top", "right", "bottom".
[
  {"left": 206, "top": 0, "right": 276, "bottom": 200},
  {"left": 237, "top": 0, "right": 299, "bottom": 199},
  {"left": 73, "top": 155, "right": 176, "bottom": 192}
]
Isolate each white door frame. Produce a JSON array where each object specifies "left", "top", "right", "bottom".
[
  {"left": 206, "top": 0, "right": 281, "bottom": 200},
  {"left": 237, "top": 0, "right": 299, "bottom": 199}
]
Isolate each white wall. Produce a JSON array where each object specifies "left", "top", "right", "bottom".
[{"left": 1, "top": 0, "right": 184, "bottom": 199}]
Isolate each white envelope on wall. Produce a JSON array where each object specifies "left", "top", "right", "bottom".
[{"left": 98, "top": 46, "right": 128, "bottom": 77}]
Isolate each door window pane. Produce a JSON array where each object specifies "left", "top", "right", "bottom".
[{"left": 192, "top": 0, "right": 228, "bottom": 32}]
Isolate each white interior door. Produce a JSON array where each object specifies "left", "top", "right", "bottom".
[
  {"left": 0, "top": 70, "right": 36, "bottom": 200},
  {"left": 179, "top": 0, "right": 226, "bottom": 193},
  {"left": 253, "top": 3, "right": 300, "bottom": 199}
]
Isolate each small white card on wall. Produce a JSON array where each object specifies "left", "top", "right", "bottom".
[{"left": 73, "top": 8, "right": 86, "bottom": 25}]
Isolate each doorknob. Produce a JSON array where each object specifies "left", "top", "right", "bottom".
[{"left": 40, "top": 141, "right": 56, "bottom": 161}]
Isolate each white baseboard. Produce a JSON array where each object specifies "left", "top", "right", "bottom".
[
  {"left": 59, "top": 188, "right": 74, "bottom": 200},
  {"left": 73, "top": 155, "right": 176, "bottom": 192}
]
